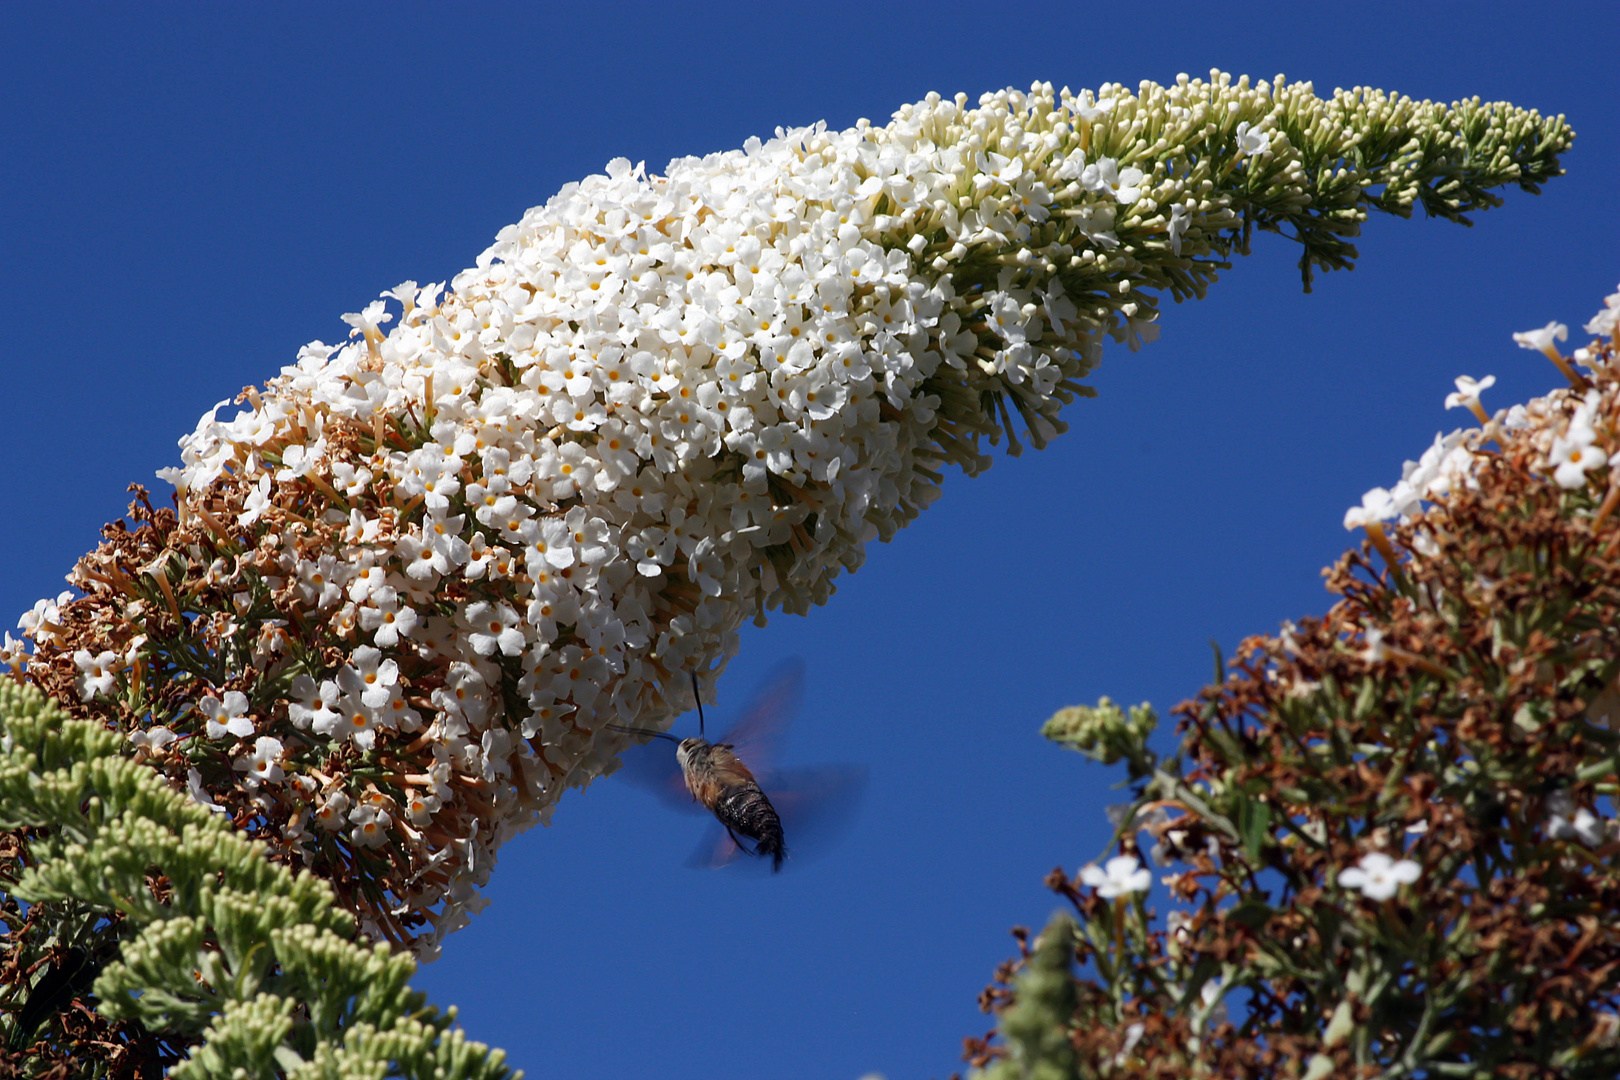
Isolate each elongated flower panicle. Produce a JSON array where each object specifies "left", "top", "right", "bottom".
[{"left": 10, "top": 74, "right": 1571, "bottom": 953}]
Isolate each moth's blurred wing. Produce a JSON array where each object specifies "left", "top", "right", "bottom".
[
  {"left": 611, "top": 739, "right": 700, "bottom": 814},
  {"left": 767, "top": 764, "right": 868, "bottom": 866},
  {"left": 715, "top": 657, "right": 804, "bottom": 770},
  {"left": 684, "top": 827, "right": 744, "bottom": 869},
  {"left": 681, "top": 763, "right": 868, "bottom": 871}
]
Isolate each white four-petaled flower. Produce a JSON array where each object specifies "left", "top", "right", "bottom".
[
  {"left": 235, "top": 735, "right": 286, "bottom": 784},
  {"left": 73, "top": 649, "right": 121, "bottom": 701},
  {"left": 1546, "top": 790, "right": 1605, "bottom": 846},
  {"left": 1343, "top": 486, "right": 1411, "bottom": 530},
  {"left": 0, "top": 632, "right": 25, "bottom": 674},
  {"left": 1339, "top": 852, "right": 1421, "bottom": 900},
  {"left": 349, "top": 802, "right": 393, "bottom": 848},
  {"left": 1234, "top": 121, "right": 1270, "bottom": 157},
  {"left": 186, "top": 767, "right": 228, "bottom": 814},
  {"left": 1167, "top": 202, "right": 1189, "bottom": 255},
  {"left": 128, "top": 726, "right": 178, "bottom": 752},
  {"left": 1512, "top": 320, "right": 1569, "bottom": 357},
  {"left": 1547, "top": 404, "right": 1608, "bottom": 490},
  {"left": 1080, "top": 854, "right": 1153, "bottom": 899},
  {"left": 1444, "top": 374, "right": 1496, "bottom": 417},
  {"left": 1585, "top": 285, "right": 1620, "bottom": 339},
  {"left": 200, "top": 691, "right": 254, "bottom": 739}
]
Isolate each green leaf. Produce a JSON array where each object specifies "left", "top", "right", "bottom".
[{"left": 1239, "top": 796, "right": 1274, "bottom": 862}]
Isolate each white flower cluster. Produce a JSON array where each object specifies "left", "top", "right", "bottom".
[
  {"left": 137, "top": 82, "right": 1221, "bottom": 950},
  {"left": 1344, "top": 282, "right": 1620, "bottom": 541}
]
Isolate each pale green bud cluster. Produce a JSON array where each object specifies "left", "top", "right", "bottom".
[
  {"left": 1042, "top": 696, "right": 1157, "bottom": 767},
  {"left": 0, "top": 682, "right": 515, "bottom": 1080}
]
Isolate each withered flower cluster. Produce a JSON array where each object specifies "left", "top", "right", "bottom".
[{"left": 968, "top": 292, "right": 1620, "bottom": 1079}]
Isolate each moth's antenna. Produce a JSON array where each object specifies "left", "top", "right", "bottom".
[{"left": 691, "top": 669, "right": 706, "bottom": 738}]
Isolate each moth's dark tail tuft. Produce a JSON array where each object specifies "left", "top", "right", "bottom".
[{"left": 715, "top": 785, "right": 786, "bottom": 871}]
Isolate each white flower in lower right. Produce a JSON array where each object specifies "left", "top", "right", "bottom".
[
  {"left": 1081, "top": 853, "right": 1152, "bottom": 899},
  {"left": 1339, "top": 851, "right": 1421, "bottom": 900}
]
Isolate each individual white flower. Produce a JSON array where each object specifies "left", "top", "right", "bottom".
[
  {"left": 343, "top": 508, "right": 383, "bottom": 545},
  {"left": 18, "top": 591, "right": 72, "bottom": 646},
  {"left": 1198, "top": 978, "right": 1229, "bottom": 1027},
  {"left": 200, "top": 691, "right": 254, "bottom": 739},
  {"left": 404, "top": 788, "right": 441, "bottom": 824},
  {"left": 1546, "top": 790, "right": 1605, "bottom": 846},
  {"left": 1344, "top": 486, "right": 1401, "bottom": 530},
  {"left": 350, "top": 803, "right": 393, "bottom": 848},
  {"left": 1514, "top": 320, "right": 1569, "bottom": 358},
  {"left": 1166, "top": 202, "right": 1189, "bottom": 255},
  {"left": 1123, "top": 312, "right": 1161, "bottom": 353},
  {"left": 1444, "top": 374, "right": 1496, "bottom": 422},
  {"left": 418, "top": 464, "right": 461, "bottom": 514},
  {"left": 379, "top": 687, "right": 423, "bottom": 733},
  {"left": 331, "top": 461, "right": 374, "bottom": 498},
  {"left": 1584, "top": 285, "right": 1620, "bottom": 339},
  {"left": 128, "top": 726, "right": 178, "bottom": 752},
  {"left": 1008, "top": 175, "right": 1054, "bottom": 223},
  {"left": 462, "top": 533, "right": 496, "bottom": 580},
  {"left": 238, "top": 474, "right": 274, "bottom": 526},
  {"left": 1080, "top": 853, "right": 1152, "bottom": 898},
  {"left": 1360, "top": 627, "right": 1389, "bottom": 664},
  {"left": 1072, "top": 94, "right": 1114, "bottom": 123},
  {"left": 235, "top": 735, "right": 286, "bottom": 784},
  {"left": 1234, "top": 120, "right": 1270, "bottom": 157},
  {"left": 974, "top": 150, "right": 1024, "bottom": 189},
  {"left": 1081, "top": 158, "right": 1145, "bottom": 205},
  {"left": 1548, "top": 428, "right": 1607, "bottom": 489},
  {"left": 1111, "top": 1021, "right": 1146, "bottom": 1067},
  {"left": 286, "top": 674, "right": 334, "bottom": 731},
  {"left": 1053, "top": 149, "right": 1087, "bottom": 181},
  {"left": 186, "top": 767, "right": 228, "bottom": 814},
  {"left": 347, "top": 565, "right": 389, "bottom": 605},
  {"left": 1555, "top": 807, "right": 1603, "bottom": 846},
  {"left": 72, "top": 648, "right": 120, "bottom": 701},
  {"left": 1105, "top": 803, "right": 1171, "bottom": 834},
  {"left": 342, "top": 300, "right": 394, "bottom": 345},
  {"left": 396, "top": 531, "right": 447, "bottom": 581},
  {"left": 296, "top": 555, "right": 347, "bottom": 610},
  {"left": 463, "top": 601, "right": 527, "bottom": 657},
  {"left": 337, "top": 646, "right": 400, "bottom": 708},
  {"left": 314, "top": 790, "right": 351, "bottom": 831},
  {"left": 0, "top": 632, "right": 26, "bottom": 674},
  {"left": 1338, "top": 851, "right": 1421, "bottom": 900},
  {"left": 359, "top": 588, "right": 418, "bottom": 648},
  {"left": 319, "top": 694, "right": 385, "bottom": 750}
]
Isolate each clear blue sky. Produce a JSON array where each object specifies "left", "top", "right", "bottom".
[{"left": 3, "top": 3, "right": 1616, "bottom": 1077}]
